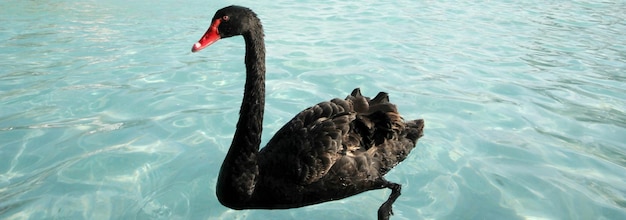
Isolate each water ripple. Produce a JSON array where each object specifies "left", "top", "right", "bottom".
[{"left": 1, "top": 0, "right": 626, "bottom": 219}]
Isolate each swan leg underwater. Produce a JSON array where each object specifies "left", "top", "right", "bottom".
[{"left": 191, "top": 5, "right": 424, "bottom": 220}]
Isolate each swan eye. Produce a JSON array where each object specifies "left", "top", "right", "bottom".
[{"left": 222, "top": 15, "right": 230, "bottom": 21}]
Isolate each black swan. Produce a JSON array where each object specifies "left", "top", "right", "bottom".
[{"left": 191, "top": 5, "right": 424, "bottom": 220}]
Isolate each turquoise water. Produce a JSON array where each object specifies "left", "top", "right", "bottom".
[{"left": 1, "top": 0, "right": 625, "bottom": 219}]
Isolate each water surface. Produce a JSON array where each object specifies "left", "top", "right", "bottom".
[{"left": 1, "top": 0, "right": 625, "bottom": 219}]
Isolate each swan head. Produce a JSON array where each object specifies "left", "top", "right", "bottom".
[{"left": 192, "top": 5, "right": 260, "bottom": 52}]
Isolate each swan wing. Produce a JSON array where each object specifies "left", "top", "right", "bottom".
[
  {"left": 259, "top": 98, "right": 357, "bottom": 184},
  {"left": 258, "top": 88, "right": 422, "bottom": 185}
]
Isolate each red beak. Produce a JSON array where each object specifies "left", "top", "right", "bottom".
[{"left": 191, "top": 19, "right": 222, "bottom": 52}]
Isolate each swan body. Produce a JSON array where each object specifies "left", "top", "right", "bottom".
[{"left": 191, "top": 6, "right": 424, "bottom": 220}]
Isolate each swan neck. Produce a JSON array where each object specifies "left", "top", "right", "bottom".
[
  {"left": 216, "top": 21, "right": 265, "bottom": 207},
  {"left": 235, "top": 26, "right": 265, "bottom": 153}
]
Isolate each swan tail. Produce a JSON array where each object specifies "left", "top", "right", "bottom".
[{"left": 405, "top": 119, "right": 425, "bottom": 145}]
